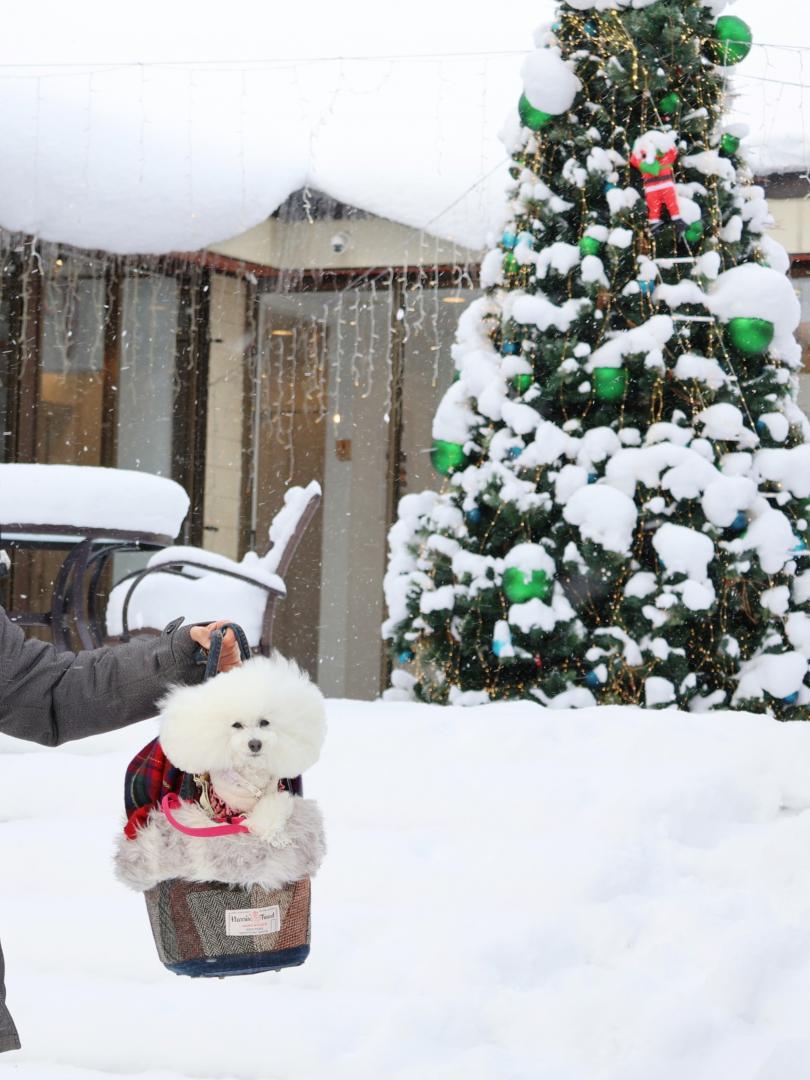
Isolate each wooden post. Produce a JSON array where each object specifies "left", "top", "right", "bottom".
[
  {"left": 379, "top": 273, "right": 407, "bottom": 691},
  {"left": 240, "top": 276, "right": 260, "bottom": 556},
  {"left": 173, "top": 265, "right": 211, "bottom": 546},
  {"left": 100, "top": 263, "right": 122, "bottom": 467},
  {"left": 7, "top": 240, "right": 43, "bottom": 614}
]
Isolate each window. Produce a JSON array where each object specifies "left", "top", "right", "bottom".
[
  {"left": 117, "top": 275, "right": 178, "bottom": 476},
  {"left": 794, "top": 274, "right": 810, "bottom": 414},
  {"left": 36, "top": 258, "right": 105, "bottom": 466}
]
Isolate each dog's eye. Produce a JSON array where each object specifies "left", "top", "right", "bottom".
[
  {"left": 232, "top": 722, "right": 243, "bottom": 730},
  {"left": 259, "top": 719, "right": 270, "bottom": 728}
]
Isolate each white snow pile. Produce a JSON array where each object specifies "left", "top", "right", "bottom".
[
  {"left": 521, "top": 48, "right": 581, "bottom": 115},
  {"left": 706, "top": 264, "right": 802, "bottom": 366},
  {"left": 564, "top": 483, "right": 638, "bottom": 553},
  {"left": 726, "top": 506, "right": 798, "bottom": 575},
  {"left": 734, "top": 651, "right": 808, "bottom": 704},
  {"left": 382, "top": 490, "right": 440, "bottom": 631},
  {"left": 260, "top": 480, "right": 323, "bottom": 574},
  {"left": 432, "top": 380, "right": 479, "bottom": 444},
  {"left": 587, "top": 315, "right": 674, "bottom": 371},
  {"left": 697, "top": 402, "right": 757, "bottom": 447},
  {"left": 755, "top": 446, "right": 810, "bottom": 499},
  {"left": 0, "top": 463, "right": 188, "bottom": 538},
  {"left": 7, "top": 700, "right": 810, "bottom": 1079},
  {"left": 502, "top": 540, "right": 554, "bottom": 579},
  {"left": 508, "top": 288, "right": 591, "bottom": 334},
  {"left": 631, "top": 128, "right": 678, "bottom": 164},
  {"left": 653, "top": 522, "right": 717, "bottom": 610}
]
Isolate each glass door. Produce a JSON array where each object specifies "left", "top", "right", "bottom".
[{"left": 256, "top": 284, "right": 395, "bottom": 695}]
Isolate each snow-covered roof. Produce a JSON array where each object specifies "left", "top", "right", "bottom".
[{"left": 0, "top": 0, "right": 806, "bottom": 255}]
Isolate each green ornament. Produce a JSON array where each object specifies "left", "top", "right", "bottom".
[
  {"left": 518, "top": 94, "right": 552, "bottom": 131},
  {"left": 593, "top": 367, "right": 627, "bottom": 401},
  {"left": 503, "top": 567, "right": 552, "bottom": 604},
  {"left": 684, "top": 220, "right": 704, "bottom": 244},
  {"left": 727, "top": 317, "right": 774, "bottom": 356},
  {"left": 579, "top": 235, "right": 603, "bottom": 256},
  {"left": 503, "top": 252, "right": 520, "bottom": 274},
  {"left": 659, "top": 91, "right": 680, "bottom": 115},
  {"left": 712, "top": 15, "right": 753, "bottom": 66},
  {"left": 513, "top": 373, "right": 533, "bottom": 394},
  {"left": 431, "top": 439, "right": 466, "bottom": 476},
  {"left": 720, "top": 132, "right": 740, "bottom": 155}
]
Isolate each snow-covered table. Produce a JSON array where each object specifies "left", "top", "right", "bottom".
[{"left": 0, "top": 464, "right": 189, "bottom": 651}]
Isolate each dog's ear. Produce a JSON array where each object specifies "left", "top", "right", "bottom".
[
  {"left": 247, "top": 654, "right": 327, "bottom": 776},
  {"left": 158, "top": 680, "right": 233, "bottom": 773}
]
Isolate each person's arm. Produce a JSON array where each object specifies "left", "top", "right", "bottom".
[{"left": 0, "top": 607, "right": 207, "bottom": 746}]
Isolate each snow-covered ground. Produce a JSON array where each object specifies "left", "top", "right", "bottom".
[{"left": 3, "top": 699, "right": 810, "bottom": 1078}]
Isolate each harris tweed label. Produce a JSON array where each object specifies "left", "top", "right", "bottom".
[{"left": 225, "top": 904, "right": 281, "bottom": 936}]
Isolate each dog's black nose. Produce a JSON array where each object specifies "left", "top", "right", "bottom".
[{"left": 248, "top": 739, "right": 262, "bottom": 753}]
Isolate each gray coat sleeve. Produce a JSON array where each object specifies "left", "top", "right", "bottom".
[{"left": 0, "top": 606, "right": 206, "bottom": 746}]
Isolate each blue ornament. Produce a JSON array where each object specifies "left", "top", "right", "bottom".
[
  {"left": 466, "top": 507, "right": 483, "bottom": 525},
  {"left": 794, "top": 538, "right": 808, "bottom": 554},
  {"left": 784, "top": 691, "right": 800, "bottom": 706},
  {"left": 501, "top": 341, "right": 519, "bottom": 355},
  {"left": 508, "top": 446, "right": 523, "bottom": 460},
  {"left": 731, "top": 512, "right": 747, "bottom": 532},
  {"left": 585, "top": 670, "right": 601, "bottom": 688},
  {"left": 551, "top": 21, "right": 561, "bottom": 31},
  {"left": 584, "top": 19, "right": 597, "bottom": 35},
  {"left": 604, "top": 181, "right": 617, "bottom": 192},
  {"left": 755, "top": 418, "right": 768, "bottom": 433},
  {"left": 517, "top": 231, "right": 535, "bottom": 249},
  {"left": 502, "top": 230, "right": 518, "bottom": 250},
  {"left": 638, "top": 279, "right": 655, "bottom": 296},
  {"left": 398, "top": 650, "right": 414, "bottom": 664},
  {"left": 587, "top": 473, "right": 598, "bottom": 484}
]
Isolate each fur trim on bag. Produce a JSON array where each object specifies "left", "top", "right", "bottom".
[{"left": 114, "top": 796, "right": 326, "bottom": 893}]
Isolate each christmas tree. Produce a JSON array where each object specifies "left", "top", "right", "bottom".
[{"left": 383, "top": 0, "right": 810, "bottom": 716}]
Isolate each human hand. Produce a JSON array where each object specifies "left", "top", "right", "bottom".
[{"left": 189, "top": 620, "right": 243, "bottom": 672}]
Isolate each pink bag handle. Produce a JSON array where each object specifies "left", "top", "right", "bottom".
[{"left": 160, "top": 793, "right": 250, "bottom": 837}]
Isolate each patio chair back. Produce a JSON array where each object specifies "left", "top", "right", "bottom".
[
  {"left": 258, "top": 483, "right": 321, "bottom": 655},
  {"left": 110, "top": 482, "right": 322, "bottom": 658}
]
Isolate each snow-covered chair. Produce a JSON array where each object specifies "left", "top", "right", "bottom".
[{"left": 106, "top": 482, "right": 321, "bottom": 654}]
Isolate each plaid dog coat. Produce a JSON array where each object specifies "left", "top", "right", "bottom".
[
  {"left": 123, "top": 737, "right": 294, "bottom": 839},
  {"left": 124, "top": 738, "right": 198, "bottom": 839}
]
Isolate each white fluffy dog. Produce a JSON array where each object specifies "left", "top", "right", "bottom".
[{"left": 159, "top": 654, "right": 326, "bottom": 848}]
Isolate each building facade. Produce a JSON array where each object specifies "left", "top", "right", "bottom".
[{"left": 1, "top": 179, "right": 809, "bottom": 698}]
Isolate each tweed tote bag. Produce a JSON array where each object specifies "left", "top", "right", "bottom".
[{"left": 127, "top": 624, "right": 314, "bottom": 978}]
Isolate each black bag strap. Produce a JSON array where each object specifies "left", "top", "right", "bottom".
[{"left": 204, "top": 623, "right": 252, "bottom": 680}]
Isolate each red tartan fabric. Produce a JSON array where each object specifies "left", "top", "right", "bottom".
[
  {"left": 208, "top": 785, "right": 244, "bottom": 823},
  {"left": 123, "top": 737, "right": 197, "bottom": 839}
]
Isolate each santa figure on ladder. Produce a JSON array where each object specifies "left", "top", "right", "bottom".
[{"left": 630, "top": 130, "right": 687, "bottom": 234}]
